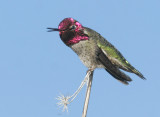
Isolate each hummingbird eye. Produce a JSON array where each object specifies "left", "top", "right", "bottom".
[{"left": 70, "top": 25, "right": 76, "bottom": 30}]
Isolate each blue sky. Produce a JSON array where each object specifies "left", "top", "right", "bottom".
[{"left": 0, "top": 0, "right": 160, "bottom": 117}]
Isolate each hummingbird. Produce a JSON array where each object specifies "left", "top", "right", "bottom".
[{"left": 47, "top": 18, "right": 145, "bottom": 84}]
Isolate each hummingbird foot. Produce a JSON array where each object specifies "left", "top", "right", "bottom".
[{"left": 86, "top": 69, "right": 94, "bottom": 86}]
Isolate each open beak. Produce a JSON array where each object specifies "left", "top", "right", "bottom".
[{"left": 47, "top": 28, "right": 60, "bottom": 32}]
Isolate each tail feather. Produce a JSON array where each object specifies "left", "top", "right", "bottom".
[
  {"left": 105, "top": 68, "right": 132, "bottom": 85},
  {"left": 124, "top": 64, "right": 146, "bottom": 80},
  {"left": 118, "top": 61, "right": 146, "bottom": 80},
  {"left": 132, "top": 69, "right": 146, "bottom": 80}
]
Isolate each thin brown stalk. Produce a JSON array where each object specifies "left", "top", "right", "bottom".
[{"left": 82, "top": 70, "right": 94, "bottom": 117}]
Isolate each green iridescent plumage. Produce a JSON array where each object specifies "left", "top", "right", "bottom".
[
  {"left": 97, "top": 35, "right": 145, "bottom": 79},
  {"left": 83, "top": 27, "right": 145, "bottom": 84}
]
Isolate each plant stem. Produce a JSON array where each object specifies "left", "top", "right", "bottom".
[{"left": 82, "top": 70, "right": 94, "bottom": 117}]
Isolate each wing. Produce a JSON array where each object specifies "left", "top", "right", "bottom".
[
  {"left": 97, "top": 47, "right": 132, "bottom": 84},
  {"left": 97, "top": 35, "right": 145, "bottom": 79}
]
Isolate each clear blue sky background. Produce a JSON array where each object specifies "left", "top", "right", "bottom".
[{"left": 0, "top": 0, "right": 160, "bottom": 117}]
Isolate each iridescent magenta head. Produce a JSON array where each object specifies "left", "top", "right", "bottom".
[{"left": 47, "top": 18, "right": 88, "bottom": 46}]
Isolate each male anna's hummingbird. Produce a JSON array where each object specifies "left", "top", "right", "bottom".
[{"left": 48, "top": 18, "right": 145, "bottom": 84}]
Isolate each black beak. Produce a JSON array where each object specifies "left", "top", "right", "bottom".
[{"left": 47, "top": 28, "right": 60, "bottom": 32}]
